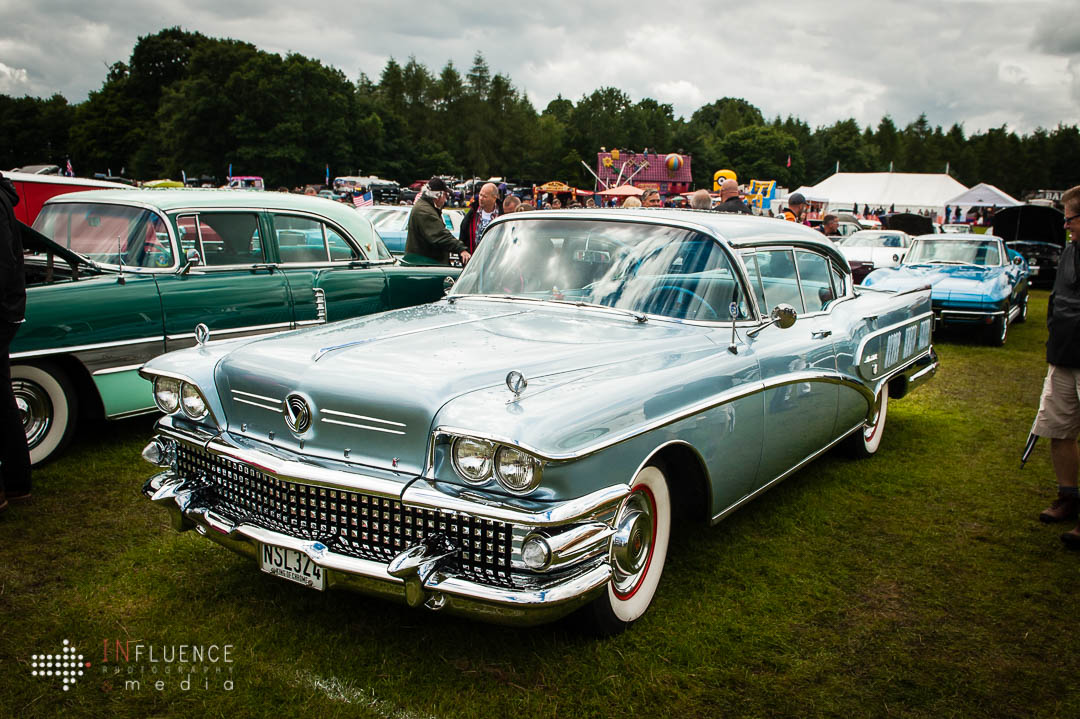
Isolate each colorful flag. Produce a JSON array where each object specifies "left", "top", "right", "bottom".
[
  {"left": 227, "top": 163, "right": 233, "bottom": 180},
  {"left": 325, "top": 164, "right": 330, "bottom": 185},
  {"left": 786, "top": 155, "right": 791, "bottom": 168},
  {"left": 352, "top": 191, "right": 373, "bottom": 207},
  {"left": 65, "top": 158, "right": 74, "bottom": 176}
]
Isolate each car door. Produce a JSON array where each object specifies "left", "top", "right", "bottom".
[
  {"left": 743, "top": 247, "right": 839, "bottom": 486},
  {"left": 155, "top": 211, "right": 293, "bottom": 350},
  {"left": 269, "top": 212, "right": 391, "bottom": 325}
]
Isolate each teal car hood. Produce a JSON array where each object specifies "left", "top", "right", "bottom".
[
  {"left": 863, "top": 263, "right": 1010, "bottom": 302},
  {"left": 215, "top": 300, "right": 712, "bottom": 474}
]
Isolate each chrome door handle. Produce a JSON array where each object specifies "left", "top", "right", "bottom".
[{"left": 812, "top": 330, "right": 832, "bottom": 339}]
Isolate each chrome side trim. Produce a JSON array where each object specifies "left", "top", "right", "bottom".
[
  {"left": 105, "top": 407, "right": 158, "bottom": 420},
  {"left": 232, "top": 389, "right": 282, "bottom": 404},
  {"left": 321, "top": 409, "right": 406, "bottom": 427},
  {"left": 320, "top": 418, "right": 406, "bottom": 435},
  {"left": 233, "top": 397, "right": 282, "bottom": 412},
  {"left": 432, "top": 370, "right": 874, "bottom": 465},
  {"left": 939, "top": 309, "right": 1004, "bottom": 318},
  {"left": 12, "top": 335, "right": 165, "bottom": 360},
  {"left": 710, "top": 420, "right": 865, "bottom": 525},
  {"left": 91, "top": 363, "right": 144, "bottom": 376},
  {"left": 167, "top": 321, "right": 292, "bottom": 342},
  {"left": 401, "top": 480, "right": 629, "bottom": 527}
]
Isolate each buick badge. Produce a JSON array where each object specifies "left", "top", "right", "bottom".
[
  {"left": 284, "top": 394, "right": 312, "bottom": 434},
  {"left": 506, "top": 370, "right": 528, "bottom": 397},
  {"left": 194, "top": 323, "right": 210, "bottom": 346}
]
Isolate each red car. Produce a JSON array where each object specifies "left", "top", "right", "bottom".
[{"left": 4, "top": 171, "right": 132, "bottom": 224}]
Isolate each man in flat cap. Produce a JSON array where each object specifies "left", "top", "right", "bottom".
[{"left": 404, "top": 177, "right": 471, "bottom": 265}]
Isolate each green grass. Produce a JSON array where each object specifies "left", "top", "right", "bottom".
[{"left": 3, "top": 289, "right": 1079, "bottom": 718}]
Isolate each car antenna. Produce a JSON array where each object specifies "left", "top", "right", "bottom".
[{"left": 728, "top": 284, "right": 739, "bottom": 354}]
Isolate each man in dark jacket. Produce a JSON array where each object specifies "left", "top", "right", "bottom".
[
  {"left": 404, "top": 177, "right": 471, "bottom": 265},
  {"left": 714, "top": 179, "right": 752, "bottom": 214},
  {"left": 459, "top": 182, "right": 500, "bottom": 254},
  {"left": 0, "top": 171, "right": 30, "bottom": 512},
  {"left": 1034, "top": 185, "right": 1080, "bottom": 546}
]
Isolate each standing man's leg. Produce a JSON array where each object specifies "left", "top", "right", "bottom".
[
  {"left": 0, "top": 321, "right": 31, "bottom": 509},
  {"left": 1037, "top": 366, "right": 1080, "bottom": 524}
]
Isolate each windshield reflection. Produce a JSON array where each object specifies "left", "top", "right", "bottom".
[
  {"left": 904, "top": 239, "right": 1001, "bottom": 266},
  {"left": 451, "top": 218, "right": 750, "bottom": 322}
]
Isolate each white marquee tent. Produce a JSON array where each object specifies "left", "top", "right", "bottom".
[
  {"left": 793, "top": 172, "right": 969, "bottom": 213},
  {"left": 942, "top": 182, "right": 1020, "bottom": 210}
]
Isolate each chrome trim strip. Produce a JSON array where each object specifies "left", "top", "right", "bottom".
[
  {"left": 91, "top": 363, "right": 144, "bottom": 376},
  {"left": 909, "top": 363, "right": 937, "bottom": 383},
  {"left": 167, "top": 321, "right": 292, "bottom": 341},
  {"left": 12, "top": 335, "right": 165, "bottom": 360},
  {"left": 431, "top": 370, "right": 875, "bottom": 465},
  {"left": 313, "top": 311, "right": 525, "bottom": 360},
  {"left": 710, "top": 420, "right": 865, "bottom": 525},
  {"left": 321, "top": 409, "right": 406, "bottom": 427},
  {"left": 233, "top": 397, "right": 282, "bottom": 412},
  {"left": 231, "top": 389, "right": 282, "bottom": 404},
  {"left": 320, "top": 418, "right": 406, "bottom": 435},
  {"left": 854, "top": 311, "right": 934, "bottom": 361},
  {"left": 401, "top": 481, "right": 629, "bottom": 527},
  {"left": 105, "top": 407, "right": 157, "bottom": 420},
  {"left": 938, "top": 309, "right": 1005, "bottom": 318}
]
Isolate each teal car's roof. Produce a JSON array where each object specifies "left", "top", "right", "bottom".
[
  {"left": 44, "top": 188, "right": 364, "bottom": 227},
  {"left": 488, "top": 208, "right": 848, "bottom": 269}
]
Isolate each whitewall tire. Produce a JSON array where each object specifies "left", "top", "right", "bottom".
[
  {"left": 847, "top": 387, "right": 888, "bottom": 458},
  {"left": 11, "top": 363, "right": 78, "bottom": 466}
]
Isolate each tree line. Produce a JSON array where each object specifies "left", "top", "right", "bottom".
[{"left": 2, "top": 27, "right": 1077, "bottom": 198}]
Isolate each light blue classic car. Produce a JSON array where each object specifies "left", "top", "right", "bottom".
[
  {"left": 353, "top": 205, "right": 464, "bottom": 254},
  {"left": 140, "top": 209, "right": 937, "bottom": 633},
  {"left": 861, "top": 234, "right": 1029, "bottom": 345}
]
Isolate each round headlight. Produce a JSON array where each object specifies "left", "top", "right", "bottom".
[
  {"left": 452, "top": 437, "right": 494, "bottom": 483},
  {"left": 494, "top": 445, "right": 540, "bottom": 494},
  {"left": 180, "top": 382, "right": 208, "bottom": 420},
  {"left": 153, "top": 376, "right": 181, "bottom": 414}
]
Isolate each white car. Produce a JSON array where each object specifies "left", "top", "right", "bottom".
[{"left": 837, "top": 230, "right": 912, "bottom": 283}]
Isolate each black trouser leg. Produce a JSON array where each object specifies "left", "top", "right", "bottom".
[{"left": 0, "top": 322, "right": 31, "bottom": 495}]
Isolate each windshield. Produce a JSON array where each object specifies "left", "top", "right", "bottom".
[
  {"left": 32, "top": 202, "right": 173, "bottom": 268},
  {"left": 840, "top": 232, "right": 907, "bottom": 248},
  {"left": 904, "top": 239, "right": 1001, "bottom": 266},
  {"left": 451, "top": 218, "right": 750, "bottom": 322},
  {"left": 354, "top": 207, "right": 406, "bottom": 230}
]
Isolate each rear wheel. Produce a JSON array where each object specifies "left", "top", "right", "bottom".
[
  {"left": 11, "top": 363, "right": 78, "bottom": 466},
  {"left": 846, "top": 387, "right": 888, "bottom": 458},
  {"left": 581, "top": 462, "right": 671, "bottom": 636}
]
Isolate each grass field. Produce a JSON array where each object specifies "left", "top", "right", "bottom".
[{"left": 3, "top": 289, "right": 1078, "bottom": 718}]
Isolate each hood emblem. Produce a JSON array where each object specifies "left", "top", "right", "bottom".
[
  {"left": 194, "top": 323, "right": 210, "bottom": 346},
  {"left": 506, "top": 370, "right": 528, "bottom": 397},
  {"left": 284, "top": 394, "right": 312, "bottom": 434}
]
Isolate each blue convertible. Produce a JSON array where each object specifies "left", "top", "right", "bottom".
[
  {"left": 138, "top": 210, "right": 937, "bottom": 634},
  {"left": 862, "top": 234, "right": 1029, "bottom": 345}
]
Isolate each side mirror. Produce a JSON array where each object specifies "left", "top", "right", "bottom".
[
  {"left": 443, "top": 275, "right": 456, "bottom": 295},
  {"left": 1012, "top": 255, "right": 1024, "bottom": 266},
  {"left": 772, "top": 304, "right": 798, "bottom": 329},
  {"left": 177, "top": 249, "right": 202, "bottom": 275}
]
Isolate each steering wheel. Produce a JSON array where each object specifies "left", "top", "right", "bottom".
[{"left": 642, "top": 285, "right": 719, "bottom": 320}]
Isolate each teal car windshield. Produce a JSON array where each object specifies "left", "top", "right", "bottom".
[
  {"left": 33, "top": 202, "right": 173, "bottom": 268},
  {"left": 905, "top": 239, "right": 1001, "bottom": 266},
  {"left": 452, "top": 219, "right": 749, "bottom": 322}
]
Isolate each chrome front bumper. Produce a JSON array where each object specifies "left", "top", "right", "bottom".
[{"left": 143, "top": 428, "right": 627, "bottom": 626}]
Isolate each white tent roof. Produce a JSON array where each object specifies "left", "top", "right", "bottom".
[
  {"left": 794, "top": 172, "right": 968, "bottom": 211},
  {"left": 943, "top": 182, "right": 1020, "bottom": 208}
]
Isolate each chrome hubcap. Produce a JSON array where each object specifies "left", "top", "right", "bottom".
[
  {"left": 13, "top": 380, "right": 52, "bottom": 449},
  {"left": 612, "top": 493, "right": 654, "bottom": 593}
]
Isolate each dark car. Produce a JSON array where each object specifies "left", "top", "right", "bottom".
[
  {"left": 369, "top": 181, "right": 401, "bottom": 204},
  {"left": 880, "top": 212, "right": 934, "bottom": 237},
  {"left": 993, "top": 204, "right": 1066, "bottom": 287}
]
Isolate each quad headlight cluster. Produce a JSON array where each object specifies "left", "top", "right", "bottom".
[
  {"left": 450, "top": 436, "right": 543, "bottom": 495},
  {"left": 153, "top": 375, "right": 210, "bottom": 421}
]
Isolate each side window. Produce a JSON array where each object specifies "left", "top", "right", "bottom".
[
  {"left": 197, "top": 213, "right": 264, "bottom": 266},
  {"left": 740, "top": 252, "right": 768, "bottom": 317},
  {"left": 177, "top": 215, "right": 200, "bottom": 255},
  {"left": 831, "top": 265, "right": 847, "bottom": 300},
  {"left": 796, "top": 250, "right": 833, "bottom": 313},
  {"left": 755, "top": 249, "right": 805, "bottom": 313},
  {"left": 326, "top": 225, "right": 363, "bottom": 262},
  {"left": 273, "top": 214, "right": 329, "bottom": 263}
]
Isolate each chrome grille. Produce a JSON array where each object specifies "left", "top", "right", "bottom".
[{"left": 177, "top": 444, "right": 512, "bottom": 580}]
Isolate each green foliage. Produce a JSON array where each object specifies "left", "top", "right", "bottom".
[{"left": 1, "top": 26, "right": 1078, "bottom": 195}]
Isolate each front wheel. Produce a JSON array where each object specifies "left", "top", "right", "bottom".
[
  {"left": 987, "top": 306, "right": 1008, "bottom": 346},
  {"left": 581, "top": 462, "right": 671, "bottom": 635},
  {"left": 1016, "top": 293, "right": 1028, "bottom": 324},
  {"left": 846, "top": 387, "right": 888, "bottom": 458},
  {"left": 11, "top": 362, "right": 78, "bottom": 466}
]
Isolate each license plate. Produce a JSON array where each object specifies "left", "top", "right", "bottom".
[{"left": 259, "top": 544, "right": 326, "bottom": 590}]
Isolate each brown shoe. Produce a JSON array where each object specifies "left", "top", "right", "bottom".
[
  {"left": 1062, "top": 525, "right": 1080, "bottom": 549},
  {"left": 1040, "top": 492, "right": 1080, "bottom": 523}
]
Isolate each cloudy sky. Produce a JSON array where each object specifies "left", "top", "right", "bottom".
[{"left": 1, "top": 0, "right": 1077, "bottom": 135}]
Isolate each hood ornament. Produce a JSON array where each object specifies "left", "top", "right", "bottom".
[
  {"left": 506, "top": 370, "right": 528, "bottom": 398},
  {"left": 284, "top": 394, "right": 312, "bottom": 434},
  {"left": 194, "top": 323, "right": 210, "bottom": 346}
]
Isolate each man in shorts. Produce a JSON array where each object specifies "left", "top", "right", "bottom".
[{"left": 1035, "top": 185, "right": 1080, "bottom": 546}]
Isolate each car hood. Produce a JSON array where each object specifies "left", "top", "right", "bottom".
[
  {"left": 215, "top": 300, "right": 713, "bottom": 474},
  {"left": 863, "top": 263, "right": 1010, "bottom": 301}
]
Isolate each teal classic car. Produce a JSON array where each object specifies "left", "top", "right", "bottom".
[
  {"left": 13, "top": 189, "right": 459, "bottom": 464},
  {"left": 140, "top": 209, "right": 937, "bottom": 633}
]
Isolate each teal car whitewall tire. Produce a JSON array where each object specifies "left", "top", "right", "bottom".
[
  {"left": 846, "top": 388, "right": 888, "bottom": 458},
  {"left": 11, "top": 362, "right": 78, "bottom": 465}
]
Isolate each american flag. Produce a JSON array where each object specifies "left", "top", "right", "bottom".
[
  {"left": 65, "top": 158, "right": 74, "bottom": 177},
  {"left": 352, "top": 191, "right": 373, "bottom": 207}
]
